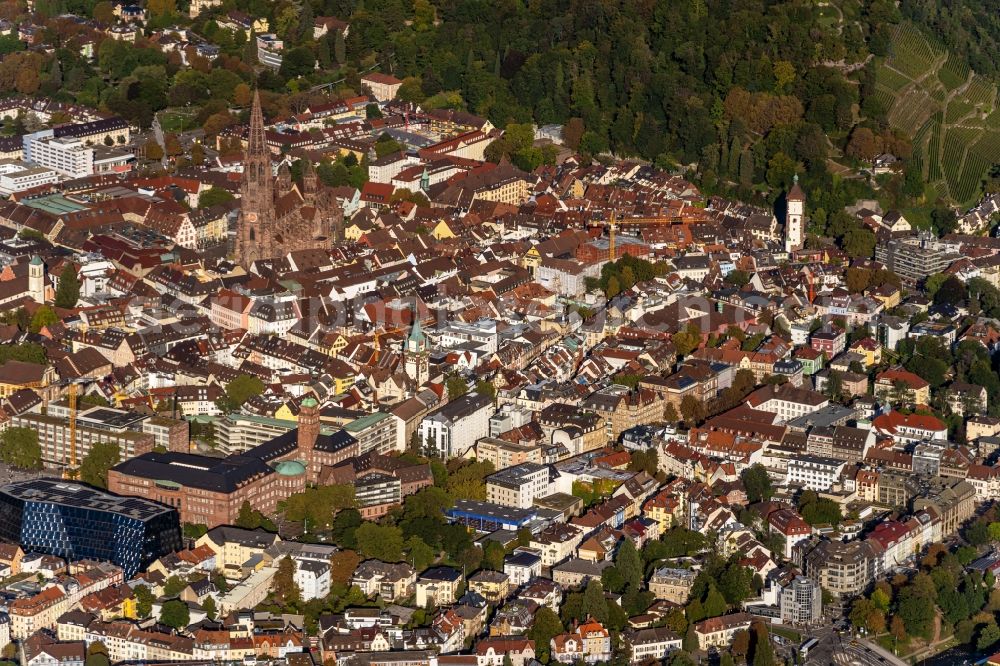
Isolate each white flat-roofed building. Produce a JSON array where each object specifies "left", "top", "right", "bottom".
[
  {"left": 434, "top": 320, "right": 499, "bottom": 354},
  {"left": 418, "top": 392, "right": 493, "bottom": 459},
  {"left": 486, "top": 462, "right": 552, "bottom": 509},
  {"left": 786, "top": 455, "right": 846, "bottom": 491},
  {"left": 23, "top": 133, "right": 93, "bottom": 178},
  {"left": 92, "top": 146, "right": 134, "bottom": 175},
  {"left": 0, "top": 160, "right": 59, "bottom": 195}
]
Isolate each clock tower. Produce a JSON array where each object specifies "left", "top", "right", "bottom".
[
  {"left": 403, "top": 317, "right": 429, "bottom": 385},
  {"left": 785, "top": 174, "right": 805, "bottom": 254}
]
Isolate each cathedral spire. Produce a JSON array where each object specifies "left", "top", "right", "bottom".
[
  {"left": 247, "top": 89, "right": 268, "bottom": 162},
  {"left": 302, "top": 158, "right": 317, "bottom": 200}
]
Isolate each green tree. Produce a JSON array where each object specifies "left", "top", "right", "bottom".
[
  {"left": 581, "top": 579, "right": 608, "bottom": 624},
  {"left": 798, "top": 491, "right": 842, "bottom": 526},
  {"left": 682, "top": 626, "right": 699, "bottom": 652},
  {"left": 159, "top": 599, "right": 190, "bottom": 629},
  {"left": 606, "top": 275, "right": 621, "bottom": 298},
  {"left": 0, "top": 427, "right": 41, "bottom": 469},
  {"left": 673, "top": 322, "right": 702, "bottom": 357},
  {"left": 79, "top": 441, "right": 120, "bottom": 489},
  {"left": 724, "top": 270, "right": 750, "bottom": 287},
  {"left": 85, "top": 651, "right": 109, "bottom": 666},
  {"left": 703, "top": 585, "right": 728, "bottom": 617},
  {"left": 405, "top": 535, "right": 436, "bottom": 571},
  {"left": 934, "top": 275, "right": 966, "bottom": 308},
  {"left": 474, "top": 379, "right": 496, "bottom": 401},
  {"left": 198, "top": 187, "right": 235, "bottom": 208},
  {"left": 279, "top": 485, "right": 357, "bottom": 532},
  {"left": 272, "top": 557, "right": 301, "bottom": 607},
  {"left": 924, "top": 272, "right": 948, "bottom": 298},
  {"left": 527, "top": 607, "right": 563, "bottom": 663},
  {"left": 445, "top": 374, "right": 468, "bottom": 400},
  {"left": 680, "top": 395, "right": 706, "bottom": 426},
  {"left": 740, "top": 464, "right": 773, "bottom": 503},
  {"left": 355, "top": 523, "right": 405, "bottom": 562},
  {"left": 235, "top": 500, "right": 263, "bottom": 529},
  {"left": 615, "top": 538, "right": 643, "bottom": 590},
  {"left": 979, "top": 621, "right": 1000, "bottom": 652},
  {"left": 162, "top": 575, "right": 186, "bottom": 597},
  {"left": 134, "top": 585, "right": 154, "bottom": 618},
  {"left": 279, "top": 47, "right": 316, "bottom": 78},
  {"left": 29, "top": 305, "right": 58, "bottom": 333},
  {"left": 55, "top": 264, "right": 80, "bottom": 309},
  {"left": 483, "top": 540, "right": 505, "bottom": 571},
  {"left": 202, "top": 595, "right": 217, "bottom": 620},
  {"left": 223, "top": 375, "right": 265, "bottom": 410},
  {"left": 751, "top": 623, "right": 776, "bottom": 666},
  {"left": 842, "top": 227, "right": 875, "bottom": 258},
  {"left": 897, "top": 583, "right": 936, "bottom": 640}
]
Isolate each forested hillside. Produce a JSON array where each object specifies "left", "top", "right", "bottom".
[
  {"left": 20, "top": 0, "right": 999, "bottom": 217},
  {"left": 321, "top": 0, "right": 996, "bottom": 212},
  {"left": 902, "top": 0, "right": 1000, "bottom": 77},
  {"left": 340, "top": 0, "right": 885, "bottom": 165}
]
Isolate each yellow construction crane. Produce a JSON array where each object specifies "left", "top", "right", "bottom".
[
  {"left": 61, "top": 379, "right": 89, "bottom": 479},
  {"left": 593, "top": 212, "right": 684, "bottom": 262},
  {"left": 373, "top": 326, "right": 408, "bottom": 351}
]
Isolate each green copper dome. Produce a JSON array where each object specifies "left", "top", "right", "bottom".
[
  {"left": 302, "top": 396, "right": 318, "bottom": 408},
  {"left": 274, "top": 460, "right": 306, "bottom": 476}
]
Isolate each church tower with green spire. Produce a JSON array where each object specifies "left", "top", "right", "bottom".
[{"left": 404, "top": 316, "right": 429, "bottom": 385}]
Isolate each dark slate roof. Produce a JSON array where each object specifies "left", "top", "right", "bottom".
[{"left": 111, "top": 451, "right": 274, "bottom": 493}]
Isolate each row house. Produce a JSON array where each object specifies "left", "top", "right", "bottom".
[{"left": 10, "top": 564, "right": 122, "bottom": 638}]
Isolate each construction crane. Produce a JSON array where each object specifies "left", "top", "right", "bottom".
[
  {"left": 591, "top": 212, "right": 685, "bottom": 262},
  {"left": 373, "top": 326, "right": 408, "bottom": 351},
  {"left": 59, "top": 378, "right": 91, "bottom": 479}
]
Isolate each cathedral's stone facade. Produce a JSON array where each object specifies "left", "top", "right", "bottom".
[{"left": 235, "top": 91, "right": 343, "bottom": 267}]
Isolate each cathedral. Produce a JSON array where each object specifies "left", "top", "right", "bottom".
[{"left": 234, "top": 91, "right": 343, "bottom": 267}]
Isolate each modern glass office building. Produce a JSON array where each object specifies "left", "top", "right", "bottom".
[{"left": 0, "top": 479, "right": 182, "bottom": 577}]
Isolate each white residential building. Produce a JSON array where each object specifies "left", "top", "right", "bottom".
[
  {"left": 435, "top": 320, "right": 499, "bottom": 354},
  {"left": 486, "top": 462, "right": 552, "bottom": 509},
  {"left": 746, "top": 384, "right": 830, "bottom": 424},
  {"left": 779, "top": 575, "right": 822, "bottom": 626},
  {"left": 418, "top": 392, "right": 493, "bottom": 459},
  {"left": 292, "top": 559, "right": 330, "bottom": 601},
  {"left": 786, "top": 456, "right": 846, "bottom": 491},
  {"left": 504, "top": 550, "right": 542, "bottom": 588}
]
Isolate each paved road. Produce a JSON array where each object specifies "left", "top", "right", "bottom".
[
  {"left": 821, "top": 632, "right": 908, "bottom": 666},
  {"left": 917, "top": 645, "right": 978, "bottom": 666},
  {"left": 151, "top": 115, "right": 168, "bottom": 169}
]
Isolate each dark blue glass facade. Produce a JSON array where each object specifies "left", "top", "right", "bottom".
[{"left": 0, "top": 481, "right": 182, "bottom": 578}]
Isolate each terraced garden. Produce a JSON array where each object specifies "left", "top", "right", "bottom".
[{"left": 873, "top": 21, "right": 1000, "bottom": 206}]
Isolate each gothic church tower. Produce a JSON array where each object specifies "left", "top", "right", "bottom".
[{"left": 235, "top": 91, "right": 274, "bottom": 267}]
